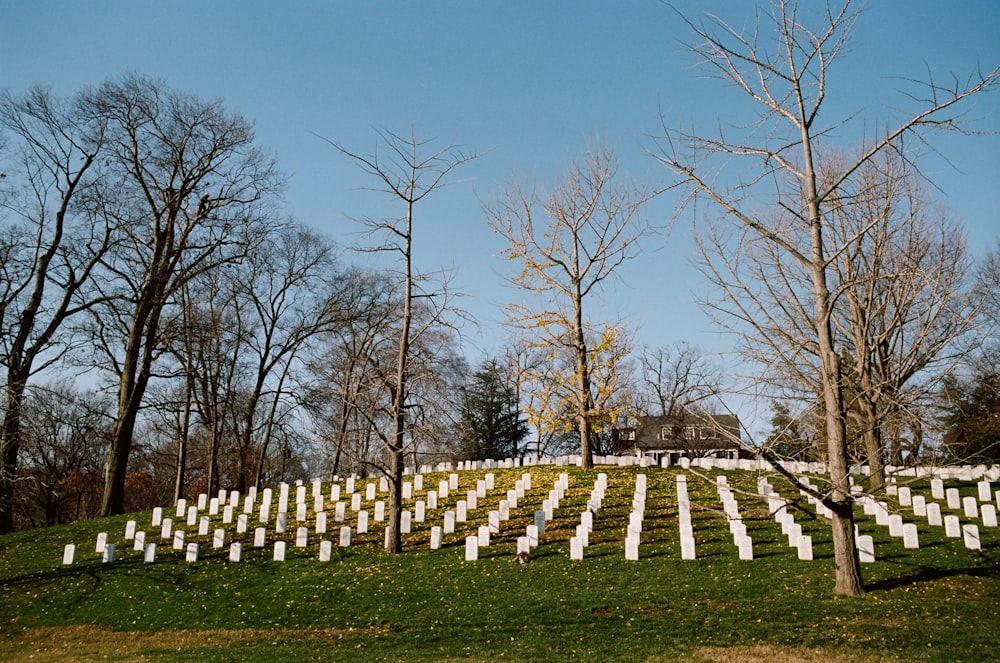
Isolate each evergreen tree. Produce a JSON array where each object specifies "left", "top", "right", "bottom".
[
  {"left": 939, "top": 367, "right": 1000, "bottom": 464},
  {"left": 458, "top": 359, "right": 529, "bottom": 461}
]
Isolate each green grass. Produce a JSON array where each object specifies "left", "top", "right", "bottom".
[{"left": 1, "top": 465, "right": 997, "bottom": 662}]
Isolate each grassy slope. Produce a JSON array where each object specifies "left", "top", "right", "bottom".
[{"left": 1, "top": 465, "right": 997, "bottom": 662}]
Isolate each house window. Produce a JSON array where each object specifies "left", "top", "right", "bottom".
[
  {"left": 660, "top": 426, "right": 671, "bottom": 440},
  {"left": 684, "top": 426, "right": 697, "bottom": 441}
]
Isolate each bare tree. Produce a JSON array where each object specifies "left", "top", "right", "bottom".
[
  {"left": 636, "top": 342, "right": 724, "bottom": 418},
  {"left": 655, "top": 0, "right": 998, "bottom": 595},
  {"left": 486, "top": 144, "right": 651, "bottom": 468},
  {"left": 85, "top": 75, "right": 280, "bottom": 517},
  {"left": 828, "top": 150, "right": 977, "bottom": 485},
  {"left": 0, "top": 86, "right": 112, "bottom": 533},
  {"left": 324, "top": 129, "right": 476, "bottom": 553}
]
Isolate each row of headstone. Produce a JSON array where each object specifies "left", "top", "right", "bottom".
[
  {"left": 758, "top": 478, "right": 813, "bottom": 560},
  {"left": 716, "top": 476, "right": 751, "bottom": 560},
  {"left": 625, "top": 474, "right": 646, "bottom": 560},
  {"left": 677, "top": 475, "right": 695, "bottom": 560},
  {"left": 570, "top": 474, "right": 604, "bottom": 560}
]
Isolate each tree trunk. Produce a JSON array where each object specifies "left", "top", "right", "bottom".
[
  {"left": 808, "top": 171, "right": 865, "bottom": 595},
  {"left": 0, "top": 375, "right": 27, "bottom": 533},
  {"left": 574, "top": 292, "right": 594, "bottom": 468}
]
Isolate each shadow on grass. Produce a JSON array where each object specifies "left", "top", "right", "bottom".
[
  {"left": 866, "top": 544, "right": 1000, "bottom": 591},
  {"left": 866, "top": 563, "right": 1000, "bottom": 591}
]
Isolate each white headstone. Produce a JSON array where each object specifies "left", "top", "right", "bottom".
[
  {"left": 902, "top": 523, "right": 919, "bottom": 549},
  {"left": 374, "top": 501, "right": 385, "bottom": 521},
  {"left": 415, "top": 500, "right": 426, "bottom": 522},
  {"left": 888, "top": 514, "right": 904, "bottom": 537},
  {"left": 172, "top": 530, "right": 185, "bottom": 550},
  {"left": 516, "top": 536, "right": 530, "bottom": 555},
  {"left": 403, "top": 482, "right": 412, "bottom": 500},
  {"left": 982, "top": 504, "right": 998, "bottom": 528},
  {"left": 95, "top": 532, "right": 108, "bottom": 553},
  {"left": 963, "top": 524, "right": 981, "bottom": 550},
  {"left": 102, "top": 543, "right": 116, "bottom": 563},
  {"left": 358, "top": 510, "right": 369, "bottom": 534},
  {"left": 186, "top": 542, "right": 199, "bottom": 562},
  {"left": 152, "top": 507, "right": 163, "bottom": 527},
  {"left": 62, "top": 543, "right": 76, "bottom": 565},
  {"left": 499, "top": 500, "right": 510, "bottom": 521},
  {"left": 133, "top": 531, "right": 146, "bottom": 551},
  {"left": 413, "top": 474, "right": 423, "bottom": 491},
  {"left": 944, "top": 515, "right": 961, "bottom": 538},
  {"left": 427, "top": 490, "right": 438, "bottom": 510},
  {"left": 296, "top": 485, "right": 307, "bottom": 504},
  {"left": 276, "top": 512, "right": 287, "bottom": 534},
  {"left": 144, "top": 542, "right": 157, "bottom": 563},
  {"left": 314, "top": 495, "right": 324, "bottom": 514},
  {"left": 222, "top": 505, "right": 234, "bottom": 525},
  {"left": 536, "top": 510, "right": 548, "bottom": 532},
  {"left": 930, "top": 478, "right": 944, "bottom": 499},
  {"left": 401, "top": 510, "right": 412, "bottom": 534},
  {"left": 857, "top": 534, "right": 875, "bottom": 563},
  {"left": 319, "top": 539, "right": 332, "bottom": 561},
  {"left": 209, "top": 497, "right": 220, "bottom": 516},
  {"left": 244, "top": 495, "right": 255, "bottom": 514},
  {"left": 273, "top": 541, "right": 286, "bottom": 561},
  {"left": 259, "top": 502, "right": 270, "bottom": 523},
  {"left": 199, "top": 516, "right": 211, "bottom": 536},
  {"left": 351, "top": 493, "right": 362, "bottom": 511},
  {"left": 176, "top": 498, "right": 186, "bottom": 518},
  {"left": 464, "top": 536, "right": 479, "bottom": 561},
  {"left": 680, "top": 535, "right": 696, "bottom": 560},
  {"left": 912, "top": 495, "right": 927, "bottom": 517},
  {"left": 254, "top": 527, "right": 266, "bottom": 547},
  {"left": 295, "top": 503, "right": 307, "bottom": 522},
  {"left": 430, "top": 526, "right": 442, "bottom": 550},
  {"left": 963, "top": 496, "right": 979, "bottom": 519},
  {"left": 339, "top": 526, "right": 351, "bottom": 547},
  {"left": 488, "top": 510, "right": 500, "bottom": 533},
  {"left": 443, "top": 510, "right": 456, "bottom": 534},
  {"left": 124, "top": 520, "right": 137, "bottom": 540},
  {"left": 366, "top": 483, "right": 376, "bottom": 501},
  {"left": 237, "top": 513, "right": 249, "bottom": 533},
  {"left": 296, "top": 527, "right": 308, "bottom": 547},
  {"left": 380, "top": 477, "right": 389, "bottom": 493},
  {"left": 926, "top": 502, "right": 943, "bottom": 527},
  {"left": 526, "top": 524, "right": 539, "bottom": 547},
  {"left": 978, "top": 480, "right": 992, "bottom": 502},
  {"left": 946, "top": 488, "right": 961, "bottom": 509},
  {"left": 316, "top": 512, "right": 328, "bottom": 534},
  {"left": 478, "top": 525, "right": 490, "bottom": 547},
  {"left": 229, "top": 542, "right": 242, "bottom": 562},
  {"left": 330, "top": 484, "right": 341, "bottom": 502},
  {"left": 570, "top": 536, "right": 584, "bottom": 560},
  {"left": 625, "top": 536, "right": 640, "bottom": 560},
  {"left": 456, "top": 500, "right": 467, "bottom": 522},
  {"left": 737, "top": 536, "right": 753, "bottom": 560}
]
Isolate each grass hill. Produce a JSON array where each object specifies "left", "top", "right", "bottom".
[{"left": 1, "top": 463, "right": 997, "bottom": 662}]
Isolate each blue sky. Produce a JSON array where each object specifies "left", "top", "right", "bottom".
[{"left": 4, "top": 1, "right": 998, "bottom": 434}]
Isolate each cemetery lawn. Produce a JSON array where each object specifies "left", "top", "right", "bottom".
[{"left": 1, "top": 465, "right": 998, "bottom": 662}]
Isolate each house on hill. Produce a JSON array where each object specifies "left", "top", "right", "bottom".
[{"left": 613, "top": 414, "right": 744, "bottom": 463}]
